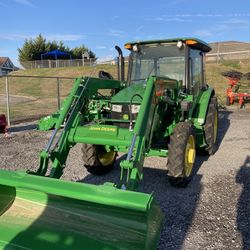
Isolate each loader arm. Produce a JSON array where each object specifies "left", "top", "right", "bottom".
[
  {"left": 120, "top": 77, "right": 160, "bottom": 190},
  {"left": 37, "top": 75, "right": 161, "bottom": 192},
  {"left": 120, "top": 76, "right": 183, "bottom": 190},
  {"left": 37, "top": 77, "right": 121, "bottom": 178}
]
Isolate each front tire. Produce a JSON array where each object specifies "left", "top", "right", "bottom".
[
  {"left": 82, "top": 144, "right": 117, "bottom": 175},
  {"left": 167, "top": 122, "right": 196, "bottom": 188}
]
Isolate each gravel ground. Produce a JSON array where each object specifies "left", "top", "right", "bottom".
[{"left": 0, "top": 108, "right": 249, "bottom": 250}]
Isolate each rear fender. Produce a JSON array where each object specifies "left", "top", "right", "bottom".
[{"left": 191, "top": 86, "right": 215, "bottom": 147}]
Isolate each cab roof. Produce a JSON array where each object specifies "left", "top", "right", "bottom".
[{"left": 124, "top": 38, "right": 211, "bottom": 53}]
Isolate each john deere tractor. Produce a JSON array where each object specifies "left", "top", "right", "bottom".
[{"left": 0, "top": 38, "right": 218, "bottom": 250}]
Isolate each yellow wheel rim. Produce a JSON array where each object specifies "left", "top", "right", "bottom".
[
  {"left": 98, "top": 148, "right": 116, "bottom": 166},
  {"left": 184, "top": 135, "right": 196, "bottom": 177},
  {"left": 213, "top": 109, "right": 218, "bottom": 143}
]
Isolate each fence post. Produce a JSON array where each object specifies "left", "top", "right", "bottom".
[
  {"left": 216, "top": 42, "right": 220, "bottom": 64},
  {"left": 56, "top": 77, "right": 60, "bottom": 110},
  {"left": 5, "top": 76, "right": 10, "bottom": 127}
]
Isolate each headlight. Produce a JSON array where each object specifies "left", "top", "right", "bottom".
[
  {"left": 131, "top": 105, "right": 140, "bottom": 114},
  {"left": 177, "top": 40, "right": 183, "bottom": 48},
  {"left": 112, "top": 104, "right": 122, "bottom": 112}
]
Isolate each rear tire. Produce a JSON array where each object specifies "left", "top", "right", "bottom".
[
  {"left": 202, "top": 97, "right": 218, "bottom": 155},
  {"left": 82, "top": 144, "right": 117, "bottom": 175},
  {"left": 167, "top": 122, "right": 196, "bottom": 188}
]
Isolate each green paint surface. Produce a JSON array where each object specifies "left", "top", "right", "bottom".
[{"left": 0, "top": 170, "right": 163, "bottom": 250}]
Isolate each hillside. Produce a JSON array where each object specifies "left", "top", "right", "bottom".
[{"left": 209, "top": 41, "right": 250, "bottom": 53}]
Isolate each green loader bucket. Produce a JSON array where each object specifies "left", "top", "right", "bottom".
[{"left": 0, "top": 170, "right": 163, "bottom": 250}]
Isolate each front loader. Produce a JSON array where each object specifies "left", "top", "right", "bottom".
[{"left": 0, "top": 38, "right": 218, "bottom": 249}]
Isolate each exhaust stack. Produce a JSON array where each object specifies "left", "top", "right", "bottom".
[{"left": 115, "top": 45, "right": 125, "bottom": 81}]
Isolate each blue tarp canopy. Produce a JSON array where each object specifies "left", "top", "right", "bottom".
[{"left": 41, "top": 50, "right": 72, "bottom": 60}]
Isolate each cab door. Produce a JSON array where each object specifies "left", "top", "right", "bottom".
[{"left": 189, "top": 48, "right": 204, "bottom": 101}]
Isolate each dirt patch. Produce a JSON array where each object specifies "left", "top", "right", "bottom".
[{"left": 0, "top": 95, "right": 36, "bottom": 105}]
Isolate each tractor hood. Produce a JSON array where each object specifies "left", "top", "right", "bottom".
[{"left": 111, "top": 84, "right": 145, "bottom": 104}]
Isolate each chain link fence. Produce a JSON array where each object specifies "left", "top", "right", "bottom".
[
  {"left": 0, "top": 63, "right": 122, "bottom": 126},
  {"left": 0, "top": 75, "right": 74, "bottom": 125},
  {"left": 20, "top": 58, "right": 116, "bottom": 69}
]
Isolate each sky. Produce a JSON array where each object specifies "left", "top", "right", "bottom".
[{"left": 1, "top": 0, "right": 250, "bottom": 67}]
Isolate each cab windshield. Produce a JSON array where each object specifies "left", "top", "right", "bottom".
[{"left": 129, "top": 43, "right": 185, "bottom": 85}]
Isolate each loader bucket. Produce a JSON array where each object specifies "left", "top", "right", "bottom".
[{"left": 0, "top": 170, "right": 163, "bottom": 250}]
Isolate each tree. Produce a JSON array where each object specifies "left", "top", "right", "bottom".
[
  {"left": 71, "top": 45, "right": 96, "bottom": 59},
  {"left": 18, "top": 34, "right": 96, "bottom": 62},
  {"left": 45, "top": 40, "right": 58, "bottom": 52},
  {"left": 18, "top": 34, "right": 46, "bottom": 61}
]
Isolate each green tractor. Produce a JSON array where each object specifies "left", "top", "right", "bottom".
[{"left": 0, "top": 38, "right": 218, "bottom": 250}]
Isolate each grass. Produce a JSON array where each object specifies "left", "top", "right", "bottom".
[
  {"left": 220, "top": 60, "right": 241, "bottom": 69},
  {"left": 0, "top": 60, "right": 249, "bottom": 122}
]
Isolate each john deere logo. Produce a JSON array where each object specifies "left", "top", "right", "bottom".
[{"left": 89, "top": 126, "right": 116, "bottom": 132}]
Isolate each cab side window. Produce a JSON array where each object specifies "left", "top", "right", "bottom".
[{"left": 189, "top": 49, "right": 203, "bottom": 96}]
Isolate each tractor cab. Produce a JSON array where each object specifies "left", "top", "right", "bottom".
[{"left": 123, "top": 38, "right": 211, "bottom": 96}]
